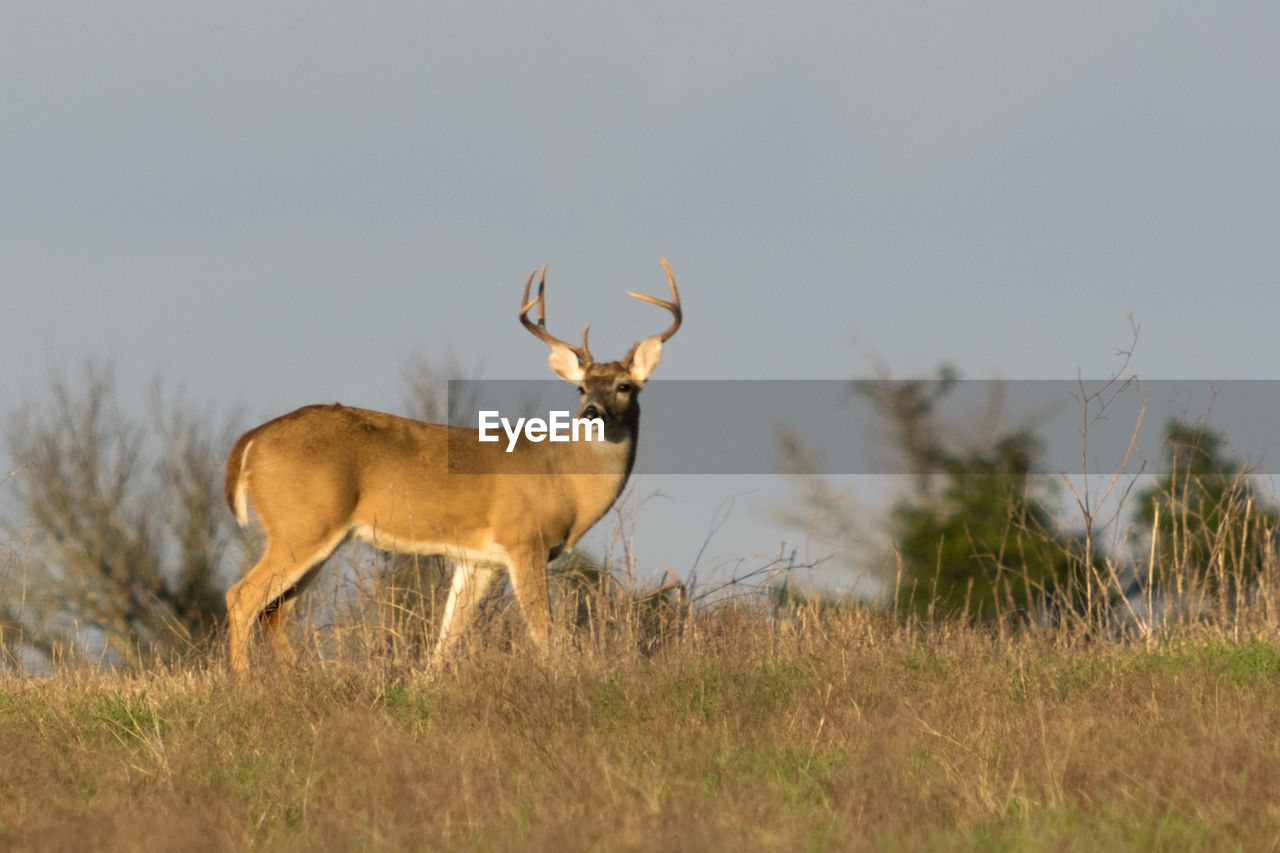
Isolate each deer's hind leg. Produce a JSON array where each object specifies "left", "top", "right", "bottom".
[{"left": 227, "top": 533, "right": 345, "bottom": 675}]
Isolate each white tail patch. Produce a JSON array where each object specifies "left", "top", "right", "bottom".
[{"left": 233, "top": 439, "right": 253, "bottom": 526}]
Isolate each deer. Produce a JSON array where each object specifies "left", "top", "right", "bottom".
[{"left": 222, "top": 259, "right": 682, "bottom": 674}]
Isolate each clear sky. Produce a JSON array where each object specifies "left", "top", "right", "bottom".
[{"left": 4, "top": 4, "right": 1279, "bottom": 591}]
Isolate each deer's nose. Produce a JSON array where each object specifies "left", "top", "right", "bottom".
[{"left": 581, "top": 403, "right": 602, "bottom": 421}]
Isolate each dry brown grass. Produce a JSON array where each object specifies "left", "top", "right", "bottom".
[{"left": 3, "top": 600, "right": 1280, "bottom": 852}]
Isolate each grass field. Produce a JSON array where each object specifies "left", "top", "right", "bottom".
[{"left": 3, "top": 603, "right": 1279, "bottom": 851}]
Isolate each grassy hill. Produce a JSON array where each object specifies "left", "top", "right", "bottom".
[{"left": 3, "top": 604, "right": 1278, "bottom": 851}]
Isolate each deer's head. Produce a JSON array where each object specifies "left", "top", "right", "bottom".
[{"left": 519, "top": 259, "right": 682, "bottom": 435}]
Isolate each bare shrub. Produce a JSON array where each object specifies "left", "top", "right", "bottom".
[{"left": 2, "top": 362, "right": 248, "bottom": 669}]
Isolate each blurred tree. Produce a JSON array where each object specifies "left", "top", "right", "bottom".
[
  {"left": 1131, "top": 418, "right": 1278, "bottom": 604},
  {"left": 782, "top": 365, "right": 1101, "bottom": 622},
  {"left": 853, "top": 364, "right": 958, "bottom": 499},
  {"left": 887, "top": 429, "right": 1093, "bottom": 621},
  {"left": 1, "top": 362, "right": 248, "bottom": 669}
]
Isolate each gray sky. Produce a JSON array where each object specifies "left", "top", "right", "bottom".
[{"left": 4, "top": 4, "right": 1280, "bottom": 590}]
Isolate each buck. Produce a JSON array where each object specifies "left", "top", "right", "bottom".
[{"left": 223, "top": 259, "right": 682, "bottom": 674}]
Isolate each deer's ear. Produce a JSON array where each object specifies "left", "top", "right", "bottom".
[
  {"left": 547, "top": 343, "right": 586, "bottom": 383},
  {"left": 628, "top": 336, "right": 664, "bottom": 383}
]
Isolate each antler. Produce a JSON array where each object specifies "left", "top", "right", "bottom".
[
  {"left": 520, "top": 265, "right": 593, "bottom": 364},
  {"left": 626, "top": 257, "right": 683, "bottom": 342}
]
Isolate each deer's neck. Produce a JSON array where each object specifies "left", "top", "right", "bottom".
[{"left": 562, "top": 407, "right": 640, "bottom": 543}]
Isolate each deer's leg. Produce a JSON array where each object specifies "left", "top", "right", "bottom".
[
  {"left": 258, "top": 601, "right": 299, "bottom": 667},
  {"left": 258, "top": 563, "right": 323, "bottom": 668},
  {"left": 504, "top": 547, "right": 552, "bottom": 657},
  {"left": 430, "top": 561, "right": 497, "bottom": 666},
  {"left": 226, "top": 535, "right": 343, "bottom": 676}
]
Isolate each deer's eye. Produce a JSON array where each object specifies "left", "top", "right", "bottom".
[
  {"left": 577, "top": 386, "right": 586, "bottom": 395},
  {"left": 617, "top": 383, "right": 633, "bottom": 394}
]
